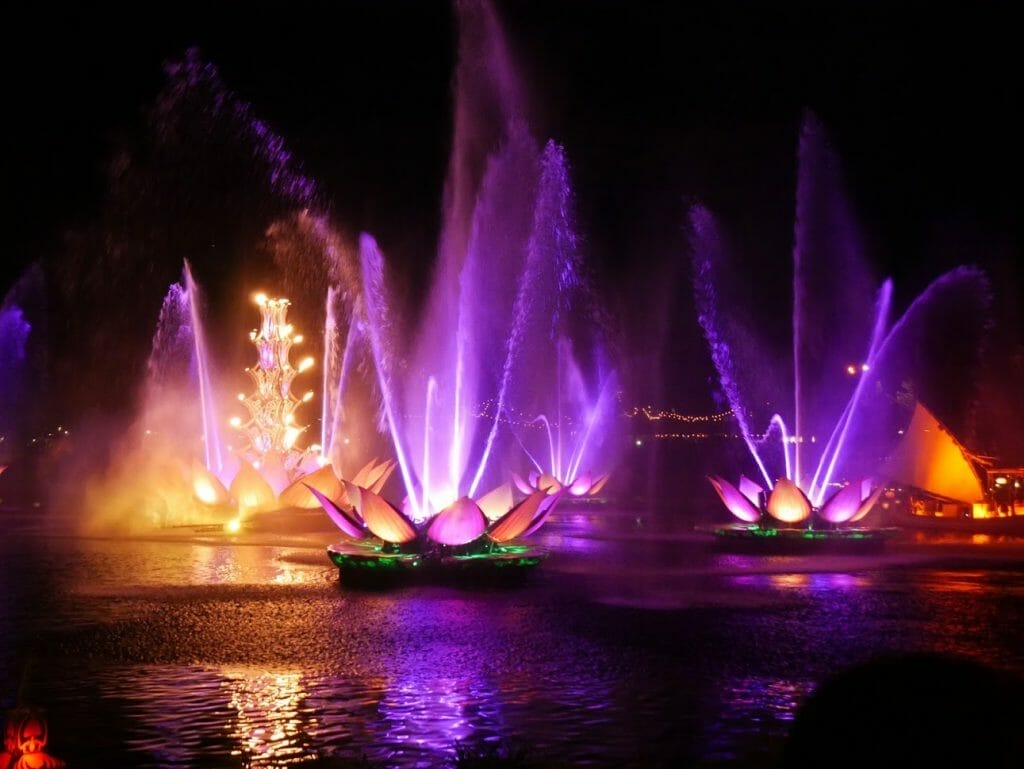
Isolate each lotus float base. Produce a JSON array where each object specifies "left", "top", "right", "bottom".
[
  {"left": 327, "top": 541, "right": 546, "bottom": 587},
  {"left": 697, "top": 523, "right": 896, "bottom": 554}
]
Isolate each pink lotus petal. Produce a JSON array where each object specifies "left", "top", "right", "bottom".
[
  {"left": 487, "top": 490, "right": 547, "bottom": 542},
  {"left": 568, "top": 472, "right": 593, "bottom": 496},
  {"left": 851, "top": 485, "right": 884, "bottom": 523},
  {"left": 427, "top": 498, "right": 487, "bottom": 545},
  {"left": 512, "top": 472, "right": 534, "bottom": 496},
  {"left": 819, "top": 481, "right": 864, "bottom": 524},
  {"left": 707, "top": 475, "right": 761, "bottom": 523},
  {"left": 528, "top": 470, "right": 541, "bottom": 488},
  {"left": 357, "top": 486, "right": 419, "bottom": 543},
  {"left": 305, "top": 483, "right": 364, "bottom": 539},
  {"left": 766, "top": 478, "right": 813, "bottom": 524},
  {"left": 738, "top": 475, "right": 765, "bottom": 508}
]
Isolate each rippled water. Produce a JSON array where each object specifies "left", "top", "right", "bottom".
[{"left": 2, "top": 505, "right": 1023, "bottom": 767}]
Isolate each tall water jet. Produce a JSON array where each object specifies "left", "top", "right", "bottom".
[
  {"left": 320, "top": 1, "right": 616, "bottom": 581},
  {"left": 356, "top": 1, "right": 615, "bottom": 521},
  {"left": 692, "top": 112, "right": 991, "bottom": 533}
]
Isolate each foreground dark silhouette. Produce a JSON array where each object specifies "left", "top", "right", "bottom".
[{"left": 780, "top": 652, "right": 1024, "bottom": 769}]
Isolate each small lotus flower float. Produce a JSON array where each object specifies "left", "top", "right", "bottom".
[
  {"left": 512, "top": 469, "right": 610, "bottom": 498},
  {"left": 312, "top": 481, "right": 563, "bottom": 585},
  {"left": 705, "top": 475, "right": 888, "bottom": 551}
]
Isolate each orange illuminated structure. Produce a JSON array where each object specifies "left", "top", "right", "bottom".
[{"left": 881, "top": 402, "right": 1024, "bottom": 530}]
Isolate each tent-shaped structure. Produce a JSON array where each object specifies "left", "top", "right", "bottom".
[{"left": 882, "top": 402, "right": 987, "bottom": 505}]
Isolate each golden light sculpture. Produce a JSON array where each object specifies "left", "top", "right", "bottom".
[{"left": 234, "top": 295, "right": 316, "bottom": 480}]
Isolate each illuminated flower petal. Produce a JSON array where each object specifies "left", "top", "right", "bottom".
[
  {"left": 738, "top": 475, "right": 765, "bottom": 508},
  {"left": 427, "top": 497, "right": 488, "bottom": 545},
  {"left": 192, "top": 460, "right": 231, "bottom": 506},
  {"left": 512, "top": 472, "right": 534, "bottom": 496},
  {"left": 356, "top": 486, "right": 419, "bottom": 543},
  {"left": 487, "top": 490, "right": 547, "bottom": 542},
  {"left": 521, "top": 491, "right": 564, "bottom": 537},
  {"left": 305, "top": 483, "right": 365, "bottom": 539},
  {"left": 538, "top": 473, "right": 562, "bottom": 493},
  {"left": 476, "top": 483, "right": 514, "bottom": 521},
  {"left": 851, "top": 485, "right": 883, "bottom": 523},
  {"left": 588, "top": 473, "right": 611, "bottom": 496},
  {"left": 368, "top": 459, "right": 397, "bottom": 495},
  {"left": 230, "top": 461, "right": 277, "bottom": 511},
  {"left": 766, "top": 478, "right": 812, "bottom": 524},
  {"left": 819, "top": 481, "right": 866, "bottom": 524},
  {"left": 360, "top": 458, "right": 392, "bottom": 493},
  {"left": 279, "top": 464, "right": 343, "bottom": 509},
  {"left": 568, "top": 472, "right": 593, "bottom": 496},
  {"left": 707, "top": 475, "right": 761, "bottom": 523},
  {"left": 350, "top": 457, "right": 381, "bottom": 488}
]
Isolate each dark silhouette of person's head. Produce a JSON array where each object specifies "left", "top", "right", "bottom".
[{"left": 781, "top": 652, "right": 1024, "bottom": 768}]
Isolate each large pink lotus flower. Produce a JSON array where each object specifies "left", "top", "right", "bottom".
[
  {"left": 309, "top": 480, "right": 564, "bottom": 547},
  {"left": 708, "top": 475, "right": 881, "bottom": 526}
]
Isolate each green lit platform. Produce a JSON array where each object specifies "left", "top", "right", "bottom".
[
  {"left": 327, "top": 541, "right": 547, "bottom": 587},
  {"left": 696, "top": 522, "right": 897, "bottom": 554}
]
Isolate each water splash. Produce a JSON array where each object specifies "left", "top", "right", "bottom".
[
  {"left": 690, "top": 113, "right": 991, "bottom": 507},
  {"left": 355, "top": 1, "right": 616, "bottom": 519}
]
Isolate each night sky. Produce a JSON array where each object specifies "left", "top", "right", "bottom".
[{"left": 2, "top": 0, "right": 1020, "bottom": 436}]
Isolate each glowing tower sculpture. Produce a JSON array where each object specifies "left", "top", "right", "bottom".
[{"left": 234, "top": 294, "right": 316, "bottom": 480}]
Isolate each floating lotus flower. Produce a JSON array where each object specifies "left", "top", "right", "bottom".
[
  {"left": 311, "top": 481, "right": 561, "bottom": 548},
  {"left": 310, "top": 478, "right": 562, "bottom": 584},
  {"left": 513, "top": 469, "right": 610, "bottom": 498},
  {"left": 708, "top": 474, "right": 881, "bottom": 528}
]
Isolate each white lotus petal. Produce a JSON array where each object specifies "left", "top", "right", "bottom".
[{"left": 476, "top": 483, "right": 514, "bottom": 521}]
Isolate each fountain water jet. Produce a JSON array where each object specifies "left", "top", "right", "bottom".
[
  {"left": 692, "top": 112, "right": 990, "bottom": 540},
  {"left": 318, "top": 1, "right": 618, "bottom": 582}
]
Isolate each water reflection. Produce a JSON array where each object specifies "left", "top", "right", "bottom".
[
  {"left": 3, "top": 515, "right": 1024, "bottom": 767},
  {"left": 703, "top": 675, "right": 811, "bottom": 761}
]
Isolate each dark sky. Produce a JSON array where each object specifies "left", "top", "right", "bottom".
[{"left": 2, "top": 0, "right": 1020, "bottom": 416}]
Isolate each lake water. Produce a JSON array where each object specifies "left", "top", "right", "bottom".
[{"left": 2, "top": 505, "right": 1023, "bottom": 767}]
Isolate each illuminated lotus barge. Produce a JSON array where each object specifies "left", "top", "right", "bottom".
[
  {"left": 314, "top": 481, "right": 560, "bottom": 585},
  {"left": 701, "top": 475, "right": 894, "bottom": 553}
]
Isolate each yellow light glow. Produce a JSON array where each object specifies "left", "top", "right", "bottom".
[
  {"left": 254, "top": 293, "right": 268, "bottom": 306},
  {"left": 224, "top": 517, "right": 242, "bottom": 534},
  {"left": 293, "top": 334, "right": 304, "bottom": 343},
  {"left": 194, "top": 478, "right": 220, "bottom": 504},
  {"left": 284, "top": 427, "right": 301, "bottom": 449},
  {"left": 298, "top": 356, "right": 314, "bottom": 372},
  {"left": 302, "top": 391, "right": 314, "bottom": 402},
  {"left": 846, "top": 364, "right": 857, "bottom": 375},
  {"left": 284, "top": 413, "right": 295, "bottom": 425},
  {"left": 237, "top": 393, "right": 245, "bottom": 401},
  {"left": 229, "top": 416, "right": 242, "bottom": 428}
]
